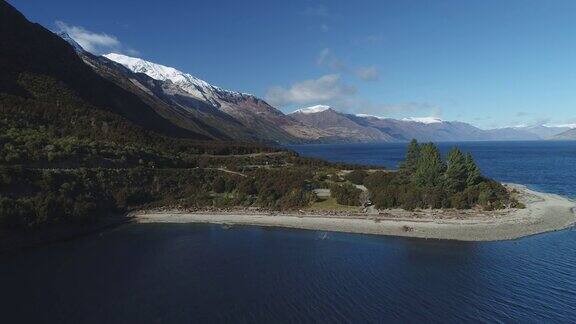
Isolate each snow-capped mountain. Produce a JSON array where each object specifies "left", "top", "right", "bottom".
[
  {"left": 401, "top": 117, "right": 443, "bottom": 124},
  {"left": 290, "top": 106, "right": 396, "bottom": 142},
  {"left": 56, "top": 32, "right": 85, "bottom": 53},
  {"left": 290, "top": 106, "right": 543, "bottom": 142},
  {"left": 355, "top": 114, "right": 385, "bottom": 119},
  {"left": 100, "top": 53, "right": 328, "bottom": 143},
  {"left": 104, "top": 53, "right": 249, "bottom": 107},
  {"left": 292, "top": 105, "right": 332, "bottom": 114},
  {"left": 56, "top": 33, "right": 576, "bottom": 144}
]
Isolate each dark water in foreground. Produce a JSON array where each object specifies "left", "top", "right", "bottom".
[{"left": 1, "top": 141, "right": 576, "bottom": 323}]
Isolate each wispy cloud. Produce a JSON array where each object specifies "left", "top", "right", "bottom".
[
  {"left": 317, "top": 48, "right": 346, "bottom": 71},
  {"left": 355, "top": 66, "right": 380, "bottom": 81},
  {"left": 302, "top": 4, "right": 331, "bottom": 17},
  {"left": 302, "top": 4, "right": 335, "bottom": 34},
  {"left": 55, "top": 21, "right": 139, "bottom": 55},
  {"left": 354, "top": 34, "right": 384, "bottom": 45},
  {"left": 266, "top": 72, "right": 439, "bottom": 119},
  {"left": 317, "top": 48, "right": 380, "bottom": 82},
  {"left": 265, "top": 74, "right": 356, "bottom": 107}
]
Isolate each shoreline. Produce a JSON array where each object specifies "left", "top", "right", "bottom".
[{"left": 134, "top": 185, "right": 576, "bottom": 242}]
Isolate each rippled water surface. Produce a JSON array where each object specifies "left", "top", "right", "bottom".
[{"left": 1, "top": 141, "right": 575, "bottom": 322}]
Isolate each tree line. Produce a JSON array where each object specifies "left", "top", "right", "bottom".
[{"left": 363, "top": 140, "right": 520, "bottom": 210}]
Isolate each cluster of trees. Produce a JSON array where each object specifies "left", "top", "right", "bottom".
[
  {"left": 0, "top": 164, "right": 324, "bottom": 230},
  {"left": 344, "top": 170, "right": 369, "bottom": 185},
  {"left": 0, "top": 167, "right": 116, "bottom": 228},
  {"left": 330, "top": 183, "right": 362, "bottom": 206},
  {"left": 364, "top": 140, "right": 517, "bottom": 210}
]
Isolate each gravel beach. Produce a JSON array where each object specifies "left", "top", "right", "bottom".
[{"left": 134, "top": 185, "right": 576, "bottom": 241}]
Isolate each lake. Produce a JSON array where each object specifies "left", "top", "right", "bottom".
[{"left": 1, "top": 141, "right": 575, "bottom": 323}]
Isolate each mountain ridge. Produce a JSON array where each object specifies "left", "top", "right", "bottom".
[
  {"left": 290, "top": 105, "right": 573, "bottom": 142},
  {"left": 100, "top": 53, "right": 327, "bottom": 144},
  {"left": 53, "top": 27, "right": 574, "bottom": 144}
]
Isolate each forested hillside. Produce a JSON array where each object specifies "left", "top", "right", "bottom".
[{"left": 0, "top": 1, "right": 517, "bottom": 234}]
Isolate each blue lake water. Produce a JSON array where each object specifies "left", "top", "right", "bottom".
[{"left": 1, "top": 141, "right": 576, "bottom": 323}]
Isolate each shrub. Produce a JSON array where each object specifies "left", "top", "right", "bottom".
[
  {"left": 330, "top": 183, "right": 362, "bottom": 206},
  {"left": 345, "top": 170, "right": 368, "bottom": 185},
  {"left": 510, "top": 199, "right": 526, "bottom": 209},
  {"left": 278, "top": 188, "right": 317, "bottom": 209},
  {"left": 212, "top": 177, "right": 226, "bottom": 193}
]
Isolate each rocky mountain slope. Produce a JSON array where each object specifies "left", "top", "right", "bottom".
[
  {"left": 0, "top": 4, "right": 216, "bottom": 142},
  {"left": 290, "top": 106, "right": 395, "bottom": 142},
  {"left": 100, "top": 53, "right": 326, "bottom": 144}
]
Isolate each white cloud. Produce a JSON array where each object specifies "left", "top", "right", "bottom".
[
  {"left": 55, "top": 21, "right": 138, "bottom": 55},
  {"left": 265, "top": 74, "right": 356, "bottom": 107},
  {"left": 355, "top": 66, "right": 379, "bottom": 81},
  {"left": 317, "top": 49, "right": 380, "bottom": 82}
]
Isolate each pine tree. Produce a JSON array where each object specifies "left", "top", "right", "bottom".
[
  {"left": 445, "top": 148, "right": 467, "bottom": 192},
  {"left": 413, "top": 143, "right": 446, "bottom": 188},
  {"left": 400, "top": 139, "right": 420, "bottom": 175},
  {"left": 465, "top": 152, "right": 482, "bottom": 187}
]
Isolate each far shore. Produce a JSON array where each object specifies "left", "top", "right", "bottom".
[{"left": 134, "top": 184, "right": 576, "bottom": 242}]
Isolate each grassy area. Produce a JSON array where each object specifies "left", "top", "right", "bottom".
[{"left": 307, "top": 197, "right": 361, "bottom": 212}]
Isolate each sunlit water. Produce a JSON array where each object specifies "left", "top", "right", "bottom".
[{"left": 1, "top": 141, "right": 575, "bottom": 322}]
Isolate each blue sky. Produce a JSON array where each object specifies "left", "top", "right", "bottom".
[{"left": 9, "top": 0, "right": 576, "bottom": 129}]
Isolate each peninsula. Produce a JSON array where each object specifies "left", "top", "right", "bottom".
[{"left": 135, "top": 184, "right": 576, "bottom": 242}]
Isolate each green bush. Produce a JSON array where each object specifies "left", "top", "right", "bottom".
[
  {"left": 330, "top": 183, "right": 362, "bottom": 206},
  {"left": 345, "top": 170, "right": 368, "bottom": 185}
]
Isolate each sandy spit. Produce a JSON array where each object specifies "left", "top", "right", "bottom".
[{"left": 134, "top": 185, "right": 576, "bottom": 242}]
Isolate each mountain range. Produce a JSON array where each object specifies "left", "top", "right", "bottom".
[
  {"left": 553, "top": 128, "right": 576, "bottom": 140},
  {"left": 8, "top": 2, "right": 574, "bottom": 145},
  {"left": 289, "top": 106, "right": 572, "bottom": 143},
  {"left": 96, "top": 52, "right": 573, "bottom": 143}
]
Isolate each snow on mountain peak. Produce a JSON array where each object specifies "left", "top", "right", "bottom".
[
  {"left": 293, "top": 105, "right": 332, "bottom": 114},
  {"left": 402, "top": 117, "right": 443, "bottom": 124},
  {"left": 103, "top": 53, "right": 251, "bottom": 103},
  {"left": 356, "top": 113, "right": 386, "bottom": 120},
  {"left": 57, "top": 32, "right": 85, "bottom": 53},
  {"left": 544, "top": 123, "right": 576, "bottom": 129}
]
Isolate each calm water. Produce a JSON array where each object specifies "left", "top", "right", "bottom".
[{"left": 1, "top": 141, "right": 576, "bottom": 323}]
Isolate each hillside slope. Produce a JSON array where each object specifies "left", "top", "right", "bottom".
[
  {"left": 103, "top": 53, "right": 327, "bottom": 144},
  {"left": 290, "top": 106, "right": 396, "bottom": 142},
  {"left": 0, "top": 1, "right": 213, "bottom": 140}
]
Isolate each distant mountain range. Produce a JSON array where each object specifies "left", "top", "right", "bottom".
[
  {"left": 289, "top": 106, "right": 571, "bottom": 143},
  {"left": 54, "top": 32, "right": 574, "bottom": 144},
  {"left": 553, "top": 128, "right": 576, "bottom": 140}
]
